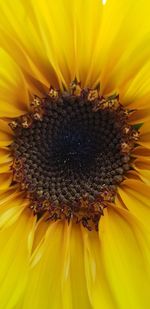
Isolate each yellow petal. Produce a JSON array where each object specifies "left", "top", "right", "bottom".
[
  {"left": 0, "top": 144, "right": 12, "bottom": 172},
  {"left": 0, "top": 189, "right": 28, "bottom": 230},
  {"left": 0, "top": 0, "right": 150, "bottom": 98},
  {"left": 0, "top": 119, "right": 13, "bottom": 147},
  {"left": 139, "top": 121, "right": 150, "bottom": 149},
  {"left": 136, "top": 169, "right": 150, "bottom": 185},
  {"left": 100, "top": 206, "right": 150, "bottom": 309},
  {"left": 23, "top": 0, "right": 77, "bottom": 88},
  {"left": 0, "top": 148, "right": 12, "bottom": 164},
  {"left": 0, "top": 0, "right": 61, "bottom": 92},
  {"left": 125, "top": 169, "right": 141, "bottom": 181},
  {"left": 21, "top": 221, "right": 91, "bottom": 309},
  {"left": 129, "top": 149, "right": 150, "bottom": 183},
  {"left": 129, "top": 108, "right": 150, "bottom": 124},
  {"left": 118, "top": 179, "right": 150, "bottom": 230},
  {"left": 0, "top": 173, "right": 12, "bottom": 190},
  {"left": 82, "top": 228, "right": 117, "bottom": 309},
  {"left": 98, "top": 0, "right": 150, "bottom": 96},
  {"left": 133, "top": 157, "right": 150, "bottom": 185},
  {"left": 132, "top": 146, "right": 150, "bottom": 157},
  {"left": 0, "top": 49, "right": 29, "bottom": 117},
  {"left": 119, "top": 58, "right": 150, "bottom": 108},
  {"left": 0, "top": 162, "right": 12, "bottom": 173},
  {"left": 0, "top": 209, "right": 36, "bottom": 309}
]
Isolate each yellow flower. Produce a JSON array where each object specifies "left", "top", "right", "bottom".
[{"left": 0, "top": 0, "right": 150, "bottom": 308}]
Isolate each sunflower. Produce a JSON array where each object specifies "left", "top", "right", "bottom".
[{"left": 0, "top": 0, "right": 150, "bottom": 308}]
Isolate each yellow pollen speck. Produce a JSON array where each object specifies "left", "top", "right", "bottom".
[
  {"left": 88, "top": 89, "right": 99, "bottom": 101},
  {"left": 48, "top": 88, "right": 59, "bottom": 98}
]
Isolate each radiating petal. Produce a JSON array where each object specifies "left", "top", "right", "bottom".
[
  {"left": 0, "top": 173, "right": 12, "bottom": 191},
  {"left": 118, "top": 179, "right": 150, "bottom": 230},
  {"left": 0, "top": 209, "right": 36, "bottom": 309},
  {"left": 129, "top": 108, "right": 150, "bottom": 124},
  {"left": 133, "top": 157, "right": 150, "bottom": 185},
  {"left": 132, "top": 146, "right": 150, "bottom": 157},
  {"left": 0, "top": 0, "right": 63, "bottom": 92},
  {"left": 0, "top": 148, "right": 12, "bottom": 173},
  {"left": 118, "top": 58, "right": 150, "bottom": 107},
  {"left": 21, "top": 221, "right": 91, "bottom": 309},
  {"left": 0, "top": 0, "right": 149, "bottom": 95},
  {"left": 0, "top": 148, "right": 12, "bottom": 164},
  {"left": 100, "top": 206, "right": 150, "bottom": 309},
  {"left": 139, "top": 121, "right": 150, "bottom": 149},
  {"left": 0, "top": 162, "right": 12, "bottom": 173},
  {"left": 136, "top": 169, "right": 150, "bottom": 186},
  {"left": 0, "top": 119, "right": 13, "bottom": 147},
  {"left": 97, "top": 0, "right": 150, "bottom": 97},
  {"left": 0, "top": 188, "right": 28, "bottom": 230},
  {"left": 82, "top": 228, "right": 117, "bottom": 309},
  {"left": 0, "top": 149, "right": 12, "bottom": 174},
  {"left": 0, "top": 49, "right": 29, "bottom": 117}
]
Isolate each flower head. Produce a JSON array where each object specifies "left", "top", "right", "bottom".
[{"left": 0, "top": 0, "right": 150, "bottom": 308}]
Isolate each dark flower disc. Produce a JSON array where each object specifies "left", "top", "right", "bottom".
[{"left": 10, "top": 84, "right": 138, "bottom": 230}]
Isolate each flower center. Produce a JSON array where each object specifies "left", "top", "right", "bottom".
[{"left": 10, "top": 83, "right": 138, "bottom": 230}]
